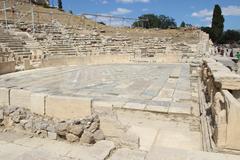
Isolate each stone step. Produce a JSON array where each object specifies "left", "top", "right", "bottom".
[
  {"left": 13, "top": 52, "right": 32, "bottom": 55},
  {"left": 146, "top": 147, "right": 240, "bottom": 160},
  {"left": 0, "top": 40, "right": 21, "bottom": 43},
  {"left": 48, "top": 48, "right": 77, "bottom": 52},
  {"left": 7, "top": 47, "right": 27, "bottom": 50},
  {"left": 48, "top": 50, "right": 77, "bottom": 53},
  {"left": 48, "top": 52, "right": 77, "bottom": 55}
]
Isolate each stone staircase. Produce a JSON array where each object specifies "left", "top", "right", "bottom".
[
  {"left": 33, "top": 22, "right": 78, "bottom": 57},
  {"left": 1, "top": 20, "right": 213, "bottom": 63},
  {"left": 0, "top": 27, "right": 32, "bottom": 63}
]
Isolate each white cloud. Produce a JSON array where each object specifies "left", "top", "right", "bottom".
[
  {"left": 111, "top": 8, "right": 132, "bottom": 15},
  {"left": 116, "top": 0, "right": 150, "bottom": 3},
  {"left": 191, "top": 5, "right": 240, "bottom": 26},
  {"left": 222, "top": 5, "right": 240, "bottom": 16},
  {"left": 201, "top": 17, "right": 212, "bottom": 22},
  {"left": 192, "top": 9, "right": 212, "bottom": 17},
  {"left": 192, "top": 5, "right": 240, "bottom": 18}
]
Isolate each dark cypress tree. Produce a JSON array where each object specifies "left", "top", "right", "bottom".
[
  {"left": 211, "top": 4, "right": 224, "bottom": 43},
  {"left": 58, "top": 0, "right": 63, "bottom": 10}
]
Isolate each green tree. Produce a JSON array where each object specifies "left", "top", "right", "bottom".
[
  {"left": 58, "top": 0, "right": 63, "bottom": 10},
  {"left": 219, "top": 30, "right": 240, "bottom": 44},
  {"left": 158, "top": 15, "right": 177, "bottom": 29},
  {"left": 211, "top": 4, "right": 224, "bottom": 43},
  {"left": 186, "top": 23, "right": 192, "bottom": 27},
  {"left": 133, "top": 14, "right": 159, "bottom": 28},
  {"left": 69, "top": 10, "right": 73, "bottom": 14},
  {"left": 201, "top": 26, "right": 213, "bottom": 35},
  {"left": 180, "top": 21, "right": 186, "bottom": 27},
  {"left": 132, "top": 14, "right": 177, "bottom": 29}
]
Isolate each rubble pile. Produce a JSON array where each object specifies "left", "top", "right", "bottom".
[{"left": 0, "top": 106, "right": 105, "bottom": 144}]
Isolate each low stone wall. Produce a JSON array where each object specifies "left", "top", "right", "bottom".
[
  {"left": 201, "top": 58, "right": 240, "bottom": 151},
  {"left": 41, "top": 54, "right": 184, "bottom": 68},
  {"left": 41, "top": 55, "right": 132, "bottom": 67},
  {"left": 0, "top": 106, "right": 104, "bottom": 144},
  {"left": 0, "top": 61, "right": 15, "bottom": 75},
  {"left": 0, "top": 88, "right": 93, "bottom": 120}
]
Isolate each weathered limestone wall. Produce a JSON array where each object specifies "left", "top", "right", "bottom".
[
  {"left": 0, "top": 88, "right": 93, "bottom": 120},
  {"left": 202, "top": 58, "right": 240, "bottom": 151},
  {"left": 0, "top": 61, "right": 15, "bottom": 75}
]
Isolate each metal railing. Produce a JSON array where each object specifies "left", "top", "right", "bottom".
[{"left": 81, "top": 13, "right": 148, "bottom": 28}]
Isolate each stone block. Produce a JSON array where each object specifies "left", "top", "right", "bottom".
[
  {"left": 222, "top": 90, "right": 240, "bottom": 150},
  {"left": 123, "top": 102, "right": 146, "bottom": 110},
  {"left": 92, "top": 100, "right": 124, "bottom": 109},
  {"left": 127, "top": 125, "right": 157, "bottom": 151},
  {"left": 145, "top": 105, "right": 169, "bottom": 113},
  {"left": 0, "top": 88, "right": 9, "bottom": 107},
  {"left": 168, "top": 102, "right": 192, "bottom": 115},
  {"left": 47, "top": 132, "right": 57, "bottom": 140},
  {"left": 120, "top": 131, "right": 140, "bottom": 149},
  {"left": 91, "top": 140, "right": 115, "bottom": 160},
  {"left": 45, "top": 95, "right": 92, "bottom": 120},
  {"left": 173, "top": 90, "right": 192, "bottom": 101},
  {"left": 158, "top": 88, "right": 174, "bottom": 98},
  {"left": 31, "top": 93, "right": 46, "bottom": 115},
  {"left": 10, "top": 89, "right": 31, "bottom": 109}
]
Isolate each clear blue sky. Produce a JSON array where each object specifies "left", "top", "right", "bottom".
[{"left": 54, "top": 0, "right": 240, "bottom": 30}]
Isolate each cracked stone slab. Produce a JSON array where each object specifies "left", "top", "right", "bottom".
[
  {"left": 109, "top": 148, "right": 147, "bottom": 160},
  {"left": 90, "top": 140, "right": 115, "bottom": 160},
  {"left": 16, "top": 149, "right": 70, "bottom": 160},
  {"left": 157, "top": 88, "right": 174, "bottom": 98},
  {"left": 67, "top": 140, "right": 115, "bottom": 160},
  {"left": 173, "top": 90, "right": 192, "bottom": 101},
  {"left": 0, "top": 143, "right": 32, "bottom": 160},
  {"left": 168, "top": 102, "right": 192, "bottom": 115}
]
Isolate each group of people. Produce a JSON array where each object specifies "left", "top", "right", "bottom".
[
  {"left": 215, "top": 46, "right": 240, "bottom": 59},
  {"left": 216, "top": 46, "right": 234, "bottom": 57}
]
